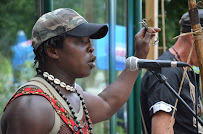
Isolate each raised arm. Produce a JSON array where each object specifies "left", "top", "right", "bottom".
[{"left": 84, "top": 27, "right": 161, "bottom": 123}]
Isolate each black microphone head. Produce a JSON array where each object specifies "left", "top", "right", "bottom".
[{"left": 126, "top": 56, "right": 139, "bottom": 71}]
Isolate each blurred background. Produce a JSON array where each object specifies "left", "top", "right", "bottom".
[{"left": 0, "top": 0, "right": 189, "bottom": 133}]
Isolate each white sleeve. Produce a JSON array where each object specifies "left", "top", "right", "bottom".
[{"left": 149, "top": 101, "right": 176, "bottom": 114}]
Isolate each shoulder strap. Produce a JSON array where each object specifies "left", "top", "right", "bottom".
[
  {"left": 26, "top": 77, "right": 84, "bottom": 133},
  {"left": 5, "top": 77, "right": 86, "bottom": 133},
  {"left": 30, "top": 77, "right": 83, "bottom": 120},
  {"left": 49, "top": 110, "right": 61, "bottom": 134},
  {"left": 13, "top": 78, "right": 61, "bottom": 134}
]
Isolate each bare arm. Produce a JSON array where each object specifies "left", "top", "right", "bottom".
[
  {"left": 152, "top": 111, "right": 175, "bottom": 134},
  {"left": 1, "top": 95, "right": 55, "bottom": 134},
  {"left": 84, "top": 27, "right": 161, "bottom": 123}
]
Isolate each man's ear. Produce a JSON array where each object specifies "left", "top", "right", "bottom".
[{"left": 45, "top": 45, "right": 59, "bottom": 59}]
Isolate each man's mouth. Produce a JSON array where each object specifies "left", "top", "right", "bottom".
[{"left": 88, "top": 56, "right": 96, "bottom": 68}]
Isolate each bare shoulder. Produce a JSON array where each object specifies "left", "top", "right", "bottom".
[{"left": 1, "top": 87, "right": 55, "bottom": 134}]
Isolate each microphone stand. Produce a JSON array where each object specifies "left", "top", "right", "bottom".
[{"left": 149, "top": 68, "right": 203, "bottom": 126}]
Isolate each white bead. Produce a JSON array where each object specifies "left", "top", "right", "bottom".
[
  {"left": 71, "top": 87, "right": 75, "bottom": 92},
  {"left": 74, "top": 83, "right": 76, "bottom": 88},
  {"left": 54, "top": 78, "right": 60, "bottom": 85},
  {"left": 66, "top": 85, "right": 71, "bottom": 91},
  {"left": 60, "top": 82, "right": 66, "bottom": 88},
  {"left": 48, "top": 75, "right": 54, "bottom": 81},
  {"left": 43, "top": 72, "right": 49, "bottom": 78},
  {"left": 42, "top": 71, "right": 76, "bottom": 92}
]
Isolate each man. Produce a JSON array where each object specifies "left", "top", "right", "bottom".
[
  {"left": 140, "top": 10, "right": 203, "bottom": 134},
  {"left": 0, "top": 8, "right": 160, "bottom": 133}
]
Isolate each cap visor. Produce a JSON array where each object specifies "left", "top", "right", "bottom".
[{"left": 66, "top": 23, "right": 108, "bottom": 39}]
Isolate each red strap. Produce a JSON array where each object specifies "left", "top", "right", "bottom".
[{"left": 4, "top": 87, "right": 89, "bottom": 133}]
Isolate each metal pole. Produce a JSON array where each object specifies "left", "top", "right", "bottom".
[
  {"left": 127, "top": 0, "right": 135, "bottom": 134},
  {"left": 109, "top": 0, "right": 117, "bottom": 134},
  {"left": 38, "top": 0, "right": 44, "bottom": 17},
  {"left": 127, "top": 0, "right": 142, "bottom": 133},
  {"left": 38, "top": 0, "right": 53, "bottom": 17},
  {"left": 134, "top": 0, "right": 142, "bottom": 133},
  {"left": 44, "top": 0, "right": 53, "bottom": 13}
]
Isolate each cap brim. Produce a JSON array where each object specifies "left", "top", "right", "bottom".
[{"left": 66, "top": 23, "right": 108, "bottom": 39}]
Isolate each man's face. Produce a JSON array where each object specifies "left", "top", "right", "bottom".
[{"left": 56, "top": 36, "right": 96, "bottom": 78}]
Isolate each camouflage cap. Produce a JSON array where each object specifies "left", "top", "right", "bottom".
[
  {"left": 179, "top": 9, "right": 203, "bottom": 33},
  {"left": 32, "top": 8, "right": 108, "bottom": 50}
]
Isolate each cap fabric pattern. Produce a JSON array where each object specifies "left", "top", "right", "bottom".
[
  {"left": 179, "top": 9, "right": 203, "bottom": 33},
  {"left": 32, "top": 8, "right": 108, "bottom": 50}
]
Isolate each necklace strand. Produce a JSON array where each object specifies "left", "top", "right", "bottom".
[
  {"left": 36, "top": 69, "right": 93, "bottom": 134},
  {"left": 42, "top": 72, "right": 76, "bottom": 92},
  {"left": 172, "top": 46, "right": 181, "bottom": 61}
]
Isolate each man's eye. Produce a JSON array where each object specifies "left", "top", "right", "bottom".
[{"left": 77, "top": 40, "right": 83, "bottom": 44}]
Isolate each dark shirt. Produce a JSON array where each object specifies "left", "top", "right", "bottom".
[{"left": 140, "top": 50, "right": 201, "bottom": 134}]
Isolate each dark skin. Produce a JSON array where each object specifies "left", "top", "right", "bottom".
[{"left": 1, "top": 27, "right": 160, "bottom": 134}]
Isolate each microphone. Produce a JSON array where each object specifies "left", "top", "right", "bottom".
[{"left": 126, "top": 56, "right": 189, "bottom": 71}]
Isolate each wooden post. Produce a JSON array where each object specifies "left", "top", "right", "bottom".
[
  {"left": 145, "top": 0, "right": 159, "bottom": 60},
  {"left": 161, "top": 0, "right": 166, "bottom": 52},
  {"left": 188, "top": 0, "right": 203, "bottom": 94}
]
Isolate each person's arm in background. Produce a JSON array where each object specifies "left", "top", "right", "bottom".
[{"left": 152, "top": 111, "right": 175, "bottom": 134}]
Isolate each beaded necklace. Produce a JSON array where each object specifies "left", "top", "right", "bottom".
[
  {"left": 172, "top": 46, "right": 181, "bottom": 61},
  {"left": 36, "top": 69, "right": 93, "bottom": 134}
]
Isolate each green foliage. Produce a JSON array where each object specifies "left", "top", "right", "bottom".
[
  {"left": 117, "top": 118, "right": 126, "bottom": 134},
  {"left": 54, "top": 0, "right": 85, "bottom": 16},
  {"left": 0, "top": 61, "right": 36, "bottom": 115},
  {"left": 117, "top": 126, "right": 126, "bottom": 134},
  {"left": 92, "top": 121, "right": 109, "bottom": 134},
  {"left": 117, "top": 0, "right": 127, "bottom": 26},
  {"left": 53, "top": 0, "right": 108, "bottom": 24},
  {"left": 158, "top": 0, "right": 188, "bottom": 49},
  {"left": 0, "top": 0, "right": 37, "bottom": 115},
  {"left": 13, "top": 61, "right": 36, "bottom": 83},
  {"left": 0, "top": 53, "right": 13, "bottom": 114},
  {"left": 0, "top": 0, "right": 37, "bottom": 59}
]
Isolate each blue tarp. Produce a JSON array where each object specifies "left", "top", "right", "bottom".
[{"left": 95, "top": 25, "right": 126, "bottom": 71}]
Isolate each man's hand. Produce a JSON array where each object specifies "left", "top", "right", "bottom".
[{"left": 134, "top": 27, "right": 161, "bottom": 59}]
